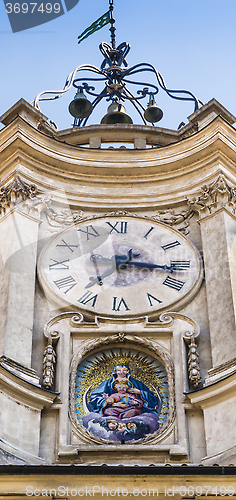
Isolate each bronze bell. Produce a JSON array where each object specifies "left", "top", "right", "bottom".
[
  {"left": 69, "top": 88, "right": 93, "bottom": 119},
  {"left": 101, "top": 102, "right": 133, "bottom": 125},
  {"left": 144, "top": 99, "right": 163, "bottom": 123}
]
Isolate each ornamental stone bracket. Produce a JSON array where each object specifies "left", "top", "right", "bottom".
[{"left": 187, "top": 174, "right": 236, "bottom": 220}]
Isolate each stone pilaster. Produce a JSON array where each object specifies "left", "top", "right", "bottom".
[
  {"left": 0, "top": 177, "right": 40, "bottom": 371},
  {"left": 188, "top": 175, "right": 236, "bottom": 368}
]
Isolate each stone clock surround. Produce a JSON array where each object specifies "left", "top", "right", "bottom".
[{"left": 1, "top": 98, "right": 236, "bottom": 465}]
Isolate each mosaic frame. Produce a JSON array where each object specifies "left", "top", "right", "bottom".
[{"left": 69, "top": 334, "right": 175, "bottom": 445}]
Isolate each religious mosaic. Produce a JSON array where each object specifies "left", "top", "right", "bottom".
[{"left": 74, "top": 348, "right": 169, "bottom": 443}]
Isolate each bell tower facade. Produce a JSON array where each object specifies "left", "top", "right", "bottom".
[{"left": 1, "top": 3, "right": 236, "bottom": 493}]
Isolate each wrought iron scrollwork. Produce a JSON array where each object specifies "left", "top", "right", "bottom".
[{"left": 32, "top": 0, "right": 203, "bottom": 127}]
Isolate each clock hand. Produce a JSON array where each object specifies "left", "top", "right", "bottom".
[
  {"left": 85, "top": 250, "right": 141, "bottom": 288},
  {"left": 115, "top": 250, "right": 189, "bottom": 273},
  {"left": 90, "top": 254, "right": 113, "bottom": 264},
  {"left": 85, "top": 256, "right": 117, "bottom": 288},
  {"left": 115, "top": 249, "right": 140, "bottom": 269},
  {"left": 125, "top": 261, "right": 174, "bottom": 272},
  {"left": 114, "top": 250, "right": 174, "bottom": 272}
]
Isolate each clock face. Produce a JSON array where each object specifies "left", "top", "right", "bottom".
[{"left": 38, "top": 216, "right": 202, "bottom": 318}]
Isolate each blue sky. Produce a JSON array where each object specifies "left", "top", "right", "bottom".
[{"left": 1, "top": 0, "right": 236, "bottom": 131}]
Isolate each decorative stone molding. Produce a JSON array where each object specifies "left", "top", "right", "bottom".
[
  {"left": 0, "top": 176, "right": 59, "bottom": 222},
  {"left": 42, "top": 340, "right": 56, "bottom": 390},
  {"left": 69, "top": 313, "right": 84, "bottom": 327},
  {"left": 204, "top": 356, "right": 236, "bottom": 387},
  {"left": 86, "top": 209, "right": 193, "bottom": 234},
  {"left": 0, "top": 448, "right": 26, "bottom": 465},
  {"left": 0, "top": 176, "right": 38, "bottom": 216},
  {"left": 111, "top": 331, "right": 126, "bottom": 342},
  {"left": 0, "top": 364, "right": 56, "bottom": 411},
  {"left": 187, "top": 174, "right": 236, "bottom": 219},
  {"left": 149, "top": 208, "right": 194, "bottom": 234},
  {"left": 44, "top": 312, "right": 85, "bottom": 341},
  {"left": 2, "top": 190, "right": 193, "bottom": 232},
  {"left": 0, "top": 181, "right": 83, "bottom": 225},
  {"left": 44, "top": 314, "right": 65, "bottom": 342},
  {"left": 21, "top": 194, "right": 51, "bottom": 218},
  {"left": 45, "top": 207, "right": 84, "bottom": 228},
  {"left": 156, "top": 313, "right": 174, "bottom": 326},
  {"left": 33, "top": 205, "right": 193, "bottom": 233},
  {"left": 0, "top": 356, "right": 40, "bottom": 385}
]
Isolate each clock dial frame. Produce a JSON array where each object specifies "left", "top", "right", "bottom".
[{"left": 38, "top": 216, "right": 203, "bottom": 318}]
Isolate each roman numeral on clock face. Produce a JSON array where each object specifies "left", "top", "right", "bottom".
[
  {"left": 78, "top": 291, "right": 98, "bottom": 308},
  {"left": 147, "top": 293, "right": 162, "bottom": 307},
  {"left": 78, "top": 225, "right": 100, "bottom": 240},
  {"left": 53, "top": 275, "right": 77, "bottom": 294},
  {"left": 112, "top": 297, "right": 130, "bottom": 311},
  {"left": 170, "top": 260, "right": 190, "bottom": 269},
  {"left": 106, "top": 221, "right": 128, "bottom": 234},
  {"left": 163, "top": 276, "right": 185, "bottom": 291},
  {"left": 56, "top": 239, "right": 79, "bottom": 252},
  {"left": 143, "top": 227, "right": 154, "bottom": 239},
  {"left": 162, "top": 241, "right": 181, "bottom": 251},
  {"left": 49, "top": 258, "right": 69, "bottom": 270}
]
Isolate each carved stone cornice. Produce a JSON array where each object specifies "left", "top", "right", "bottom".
[
  {"left": 187, "top": 174, "right": 236, "bottom": 220},
  {"left": 0, "top": 364, "right": 56, "bottom": 411}
]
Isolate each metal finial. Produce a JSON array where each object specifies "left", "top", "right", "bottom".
[{"left": 109, "top": 0, "right": 116, "bottom": 49}]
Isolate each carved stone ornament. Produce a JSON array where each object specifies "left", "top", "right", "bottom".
[
  {"left": 149, "top": 208, "right": 193, "bottom": 234},
  {"left": 42, "top": 340, "right": 56, "bottom": 390},
  {"left": 0, "top": 176, "right": 38, "bottom": 216},
  {"left": 41, "top": 206, "right": 194, "bottom": 233},
  {"left": 1, "top": 183, "right": 193, "bottom": 234},
  {"left": 69, "top": 334, "right": 175, "bottom": 446},
  {"left": 43, "top": 313, "right": 68, "bottom": 342},
  {"left": 45, "top": 207, "right": 84, "bottom": 228},
  {"left": 78, "top": 208, "right": 194, "bottom": 235},
  {"left": 183, "top": 329, "right": 201, "bottom": 389},
  {"left": 187, "top": 338, "right": 201, "bottom": 388},
  {"left": 187, "top": 174, "right": 236, "bottom": 219}
]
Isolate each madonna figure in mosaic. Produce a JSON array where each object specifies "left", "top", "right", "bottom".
[
  {"left": 75, "top": 348, "right": 169, "bottom": 443},
  {"left": 89, "top": 365, "right": 162, "bottom": 417}
]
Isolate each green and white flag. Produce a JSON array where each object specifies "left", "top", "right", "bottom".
[{"left": 78, "top": 11, "right": 110, "bottom": 44}]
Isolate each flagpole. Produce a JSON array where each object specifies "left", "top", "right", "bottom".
[{"left": 109, "top": 0, "right": 116, "bottom": 49}]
